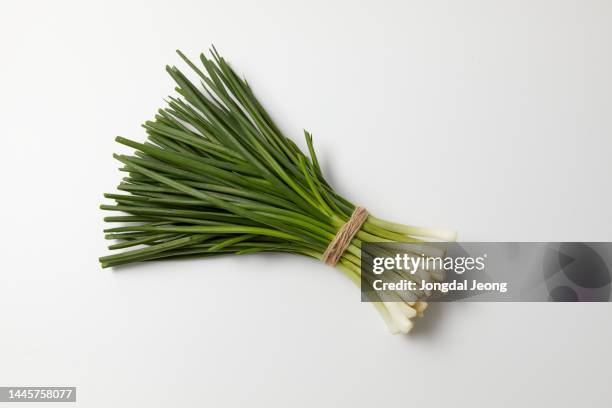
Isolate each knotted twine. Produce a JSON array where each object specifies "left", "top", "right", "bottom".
[{"left": 322, "top": 206, "right": 369, "bottom": 266}]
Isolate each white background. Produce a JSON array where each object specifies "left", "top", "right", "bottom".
[{"left": 1, "top": 0, "right": 611, "bottom": 407}]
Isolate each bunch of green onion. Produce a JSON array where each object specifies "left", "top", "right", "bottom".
[{"left": 100, "top": 48, "right": 456, "bottom": 334}]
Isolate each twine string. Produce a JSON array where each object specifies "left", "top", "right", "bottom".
[{"left": 322, "top": 206, "right": 369, "bottom": 266}]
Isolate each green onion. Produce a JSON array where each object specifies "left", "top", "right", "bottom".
[{"left": 100, "top": 47, "right": 456, "bottom": 334}]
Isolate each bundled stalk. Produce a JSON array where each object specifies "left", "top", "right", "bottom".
[{"left": 100, "top": 48, "right": 455, "bottom": 334}]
